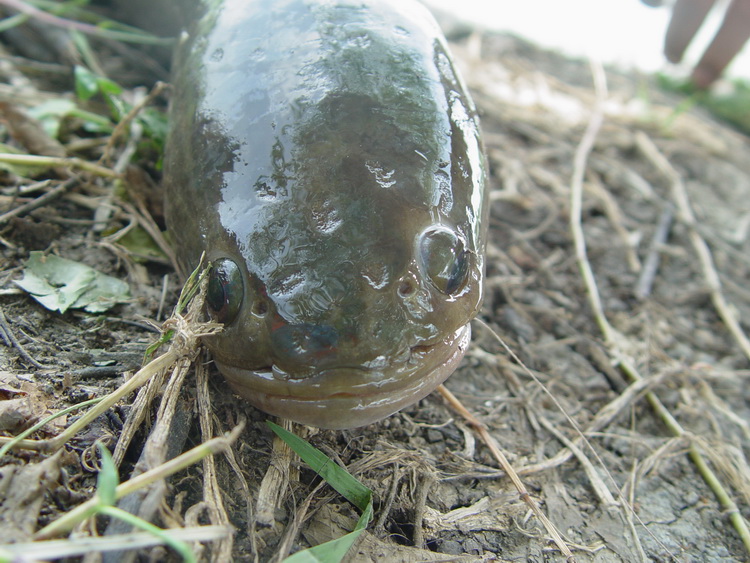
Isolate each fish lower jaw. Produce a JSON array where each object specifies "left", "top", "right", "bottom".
[{"left": 216, "top": 324, "right": 471, "bottom": 429}]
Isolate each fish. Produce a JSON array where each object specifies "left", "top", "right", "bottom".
[{"left": 164, "top": 0, "right": 488, "bottom": 429}]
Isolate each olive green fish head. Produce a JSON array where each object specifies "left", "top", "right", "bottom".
[{"left": 165, "top": 0, "right": 488, "bottom": 428}]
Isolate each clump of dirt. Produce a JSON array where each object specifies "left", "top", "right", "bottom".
[{"left": 1, "top": 11, "right": 749, "bottom": 563}]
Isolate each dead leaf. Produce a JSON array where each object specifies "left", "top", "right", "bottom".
[
  {"left": 0, "top": 451, "right": 64, "bottom": 540},
  {"left": 0, "top": 397, "right": 35, "bottom": 432},
  {"left": 14, "top": 252, "right": 130, "bottom": 313}
]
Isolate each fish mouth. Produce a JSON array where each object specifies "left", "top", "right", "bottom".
[{"left": 215, "top": 324, "right": 471, "bottom": 429}]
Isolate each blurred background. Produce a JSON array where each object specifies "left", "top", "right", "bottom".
[{"left": 424, "top": 0, "right": 750, "bottom": 81}]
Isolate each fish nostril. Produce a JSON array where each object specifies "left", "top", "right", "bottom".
[
  {"left": 253, "top": 300, "right": 268, "bottom": 316},
  {"left": 398, "top": 280, "right": 415, "bottom": 297}
]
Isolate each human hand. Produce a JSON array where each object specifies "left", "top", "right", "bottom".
[{"left": 643, "top": 0, "right": 750, "bottom": 88}]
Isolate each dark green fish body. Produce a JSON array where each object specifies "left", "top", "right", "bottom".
[{"left": 164, "top": 0, "right": 488, "bottom": 428}]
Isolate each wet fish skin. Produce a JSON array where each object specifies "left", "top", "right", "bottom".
[{"left": 164, "top": 0, "right": 488, "bottom": 428}]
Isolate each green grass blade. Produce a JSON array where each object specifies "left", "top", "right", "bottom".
[
  {"left": 267, "top": 421, "right": 372, "bottom": 511},
  {"left": 0, "top": 397, "right": 102, "bottom": 459},
  {"left": 96, "top": 443, "right": 119, "bottom": 506},
  {"left": 285, "top": 503, "right": 373, "bottom": 563}
]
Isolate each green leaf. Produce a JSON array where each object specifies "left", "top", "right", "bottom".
[
  {"left": 99, "top": 506, "right": 196, "bottom": 563},
  {"left": 285, "top": 504, "right": 373, "bottom": 563},
  {"left": 175, "top": 259, "right": 210, "bottom": 315},
  {"left": 14, "top": 252, "right": 130, "bottom": 313},
  {"left": 28, "top": 99, "right": 115, "bottom": 137},
  {"left": 267, "top": 422, "right": 372, "bottom": 512},
  {"left": 143, "top": 328, "right": 175, "bottom": 362},
  {"left": 96, "top": 443, "right": 119, "bottom": 507},
  {"left": 74, "top": 66, "right": 123, "bottom": 102},
  {"left": 75, "top": 109, "right": 115, "bottom": 133},
  {"left": 137, "top": 107, "right": 169, "bottom": 150},
  {"left": 118, "top": 226, "right": 166, "bottom": 262},
  {"left": 267, "top": 422, "right": 374, "bottom": 563},
  {"left": 97, "top": 76, "right": 124, "bottom": 97},
  {"left": 74, "top": 66, "right": 100, "bottom": 101},
  {"left": 27, "top": 99, "right": 77, "bottom": 139}
]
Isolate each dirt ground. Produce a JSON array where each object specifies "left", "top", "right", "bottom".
[{"left": 1, "top": 8, "right": 750, "bottom": 563}]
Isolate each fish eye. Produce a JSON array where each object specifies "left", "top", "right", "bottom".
[
  {"left": 206, "top": 258, "right": 244, "bottom": 325},
  {"left": 418, "top": 227, "right": 470, "bottom": 296}
]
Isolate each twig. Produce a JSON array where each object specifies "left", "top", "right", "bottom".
[
  {"left": 1, "top": 270, "right": 219, "bottom": 456},
  {"left": 587, "top": 177, "right": 641, "bottom": 273},
  {"left": 0, "top": 0, "right": 173, "bottom": 45},
  {"left": 698, "top": 380, "right": 750, "bottom": 441},
  {"left": 0, "top": 321, "right": 9, "bottom": 346},
  {"left": 111, "top": 364, "right": 168, "bottom": 466},
  {"left": 104, "top": 428, "right": 192, "bottom": 563},
  {"left": 569, "top": 61, "right": 613, "bottom": 344},
  {"left": 0, "top": 306, "right": 47, "bottom": 368},
  {"left": 0, "top": 152, "right": 120, "bottom": 177},
  {"left": 622, "top": 361, "right": 750, "bottom": 554},
  {"left": 565, "top": 61, "right": 684, "bottom": 558},
  {"left": 567, "top": 63, "right": 750, "bottom": 557},
  {"left": 196, "top": 356, "right": 234, "bottom": 561},
  {"left": 273, "top": 482, "right": 324, "bottom": 563},
  {"left": 537, "top": 417, "right": 617, "bottom": 507},
  {"left": 157, "top": 274, "right": 169, "bottom": 322},
  {"left": 635, "top": 204, "right": 674, "bottom": 299},
  {"left": 0, "top": 526, "right": 233, "bottom": 560},
  {"left": 0, "top": 178, "right": 77, "bottom": 226},
  {"left": 624, "top": 462, "right": 648, "bottom": 563},
  {"left": 0, "top": 350, "right": 179, "bottom": 455},
  {"left": 34, "top": 425, "right": 243, "bottom": 540},
  {"left": 374, "top": 465, "right": 401, "bottom": 535},
  {"left": 0, "top": 397, "right": 102, "bottom": 458},
  {"left": 412, "top": 471, "right": 436, "bottom": 549},
  {"left": 216, "top": 426, "right": 254, "bottom": 559},
  {"left": 473, "top": 318, "right": 636, "bottom": 504},
  {"left": 100, "top": 81, "right": 168, "bottom": 167},
  {"left": 90, "top": 90, "right": 150, "bottom": 233},
  {"left": 468, "top": 332, "right": 659, "bottom": 479},
  {"left": 256, "top": 418, "right": 298, "bottom": 526},
  {"left": 120, "top": 198, "right": 179, "bottom": 274},
  {"left": 438, "top": 384, "right": 576, "bottom": 561},
  {"left": 635, "top": 131, "right": 750, "bottom": 361},
  {"left": 99, "top": 355, "right": 197, "bottom": 562}
]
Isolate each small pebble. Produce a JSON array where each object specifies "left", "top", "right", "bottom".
[
  {"left": 426, "top": 429, "right": 443, "bottom": 443},
  {"left": 437, "top": 540, "right": 463, "bottom": 555},
  {"left": 462, "top": 538, "right": 482, "bottom": 555}
]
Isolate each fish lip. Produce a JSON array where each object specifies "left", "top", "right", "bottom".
[{"left": 215, "top": 324, "right": 471, "bottom": 429}]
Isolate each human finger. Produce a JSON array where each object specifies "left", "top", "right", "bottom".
[
  {"left": 691, "top": 0, "right": 750, "bottom": 87},
  {"left": 664, "top": 0, "right": 717, "bottom": 63}
]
